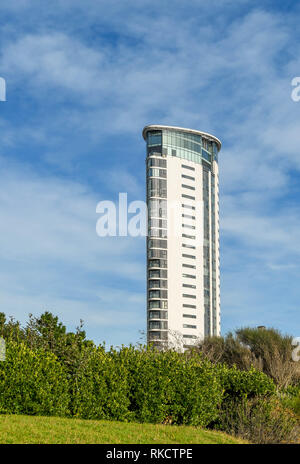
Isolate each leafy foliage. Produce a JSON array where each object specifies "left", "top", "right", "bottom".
[
  {"left": 215, "top": 397, "right": 298, "bottom": 444},
  {"left": 196, "top": 327, "right": 300, "bottom": 388},
  {"left": 0, "top": 341, "right": 69, "bottom": 416},
  {"left": 217, "top": 364, "right": 276, "bottom": 399},
  {"left": 1, "top": 311, "right": 298, "bottom": 444},
  {"left": 72, "top": 345, "right": 131, "bottom": 421}
]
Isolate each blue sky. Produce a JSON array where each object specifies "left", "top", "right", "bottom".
[{"left": 0, "top": 0, "right": 300, "bottom": 346}]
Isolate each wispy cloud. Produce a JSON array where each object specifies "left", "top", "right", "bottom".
[{"left": 0, "top": 1, "right": 300, "bottom": 341}]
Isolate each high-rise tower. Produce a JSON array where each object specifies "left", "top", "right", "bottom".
[{"left": 142, "top": 125, "right": 221, "bottom": 349}]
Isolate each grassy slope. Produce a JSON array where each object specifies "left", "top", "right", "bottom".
[{"left": 0, "top": 415, "right": 246, "bottom": 444}]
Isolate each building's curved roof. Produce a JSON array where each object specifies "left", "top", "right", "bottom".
[{"left": 142, "top": 124, "right": 222, "bottom": 151}]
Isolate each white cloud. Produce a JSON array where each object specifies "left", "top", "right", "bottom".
[
  {"left": 0, "top": 157, "right": 145, "bottom": 344},
  {"left": 0, "top": 2, "right": 300, "bottom": 338}
]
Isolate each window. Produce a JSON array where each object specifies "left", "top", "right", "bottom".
[
  {"left": 148, "top": 158, "right": 166, "bottom": 168},
  {"left": 149, "top": 310, "right": 161, "bottom": 318},
  {"left": 149, "top": 321, "right": 168, "bottom": 330},
  {"left": 149, "top": 289, "right": 168, "bottom": 299},
  {"left": 149, "top": 280, "right": 167, "bottom": 289},
  {"left": 183, "top": 334, "right": 197, "bottom": 339},
  {"left": 182, "top": 184, "right": 195, "bottom": 190},
  {"left": 183, "top": 294, "right": 196, "bottom": 299},
  {"left": 149, "top": 269, "right": 167, "bottom": 278},
  {"left": 148, "top": 199, "right": 167, "bottom": 218},
  {"left": 182, "top": 174, "right": 195, "bottom": 181},
  {"left": 147, "top": 178, "right": 167, "bottom": 198},
  {"left": 182, "top": 254, "right": 196, "bottom": 259},
  {"left": 183, "top": 284, "right": 196, "bottom": 289},
  {"left": 202, "top": 160, "right": 211, "bottom": 170},
  {"left": 149, "top": 290, "right": 160, "bottom": 298},
  {"left": 182, "top": 234, "right": 195, "bottom": 239},
  {"left": 183, "top": 314, "right": 196, "bottom": 318},
  {"left": 148, "top": 131, "right": 162, "bottom": 147},
  {"left": 148, "top": 249, "right": 167, "bottom": 259},
  {"left": 182, "top": 224, "right": 195, "bottom": 229},
  {"left": 148, "top": 258, "right": 167, "bottom": 268},
  {"left": 182, "top": 244, "right": 196, "bottom": 249},
  {"left": 181, "top": 164, "right": 195, "bottom": 171},
  {"left": 183, "top": 324, "right": 197, "bottom": 329},
  {"left": 204, "top": 276, "right": 210, "bottom": 288},
  {"left": 148, "top": 301, "right": 160, "bottom": 309},
  {"left": 148, "top": 146, "right": 162, "bottom": 155},
  {"left": 148, "top": 305, "right": 168, "bottom": 314},
  {"left": 149, "top": 280, "right": 160, "bottom": 289},
  {"left": 148, "top": 168, "right": 166, "bottom": 178},
  {"left": 182, "top": 274, "right": 196, "bottom": 279},
  {"left": 149, "top": 331, "right": 168, "bottom": 341},
  {"left": 182, "top": 264, "right": 196, "bottom": 269},
  {"left": 182, "top": 194, "right": 195, "bottom": 200},
  {"left": 148, "top": 239, "right": 167, "bottom": 249},
  {"left": 183, "top": 305, "right": 196, "bottom": 309},
  {"left": 182, "top": 214, "right": 195, "bottom": 219},
  {"left": 149, "top": 228, "right": 167, "bottom": 238},
  {"left": 149, "top": 218, "right": 167, "bottom": 228},
  {"left": 202, "top": 149, "right": 211, "bottom": 163},
  {"left": 182, "top": 204, "right": 195, "bottom": 210}
]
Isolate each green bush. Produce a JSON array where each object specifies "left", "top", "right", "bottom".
[
  {"left": 118, "top": 346, "right": 172, "bottom": 424},
  {"left": 121, "top": 348, "right": 223, "bottom": 426},
  {"left": 217, "top": 364, "right": 276, "bottom": 400},
  {"left": 279, "top": 385, "right": 300, "bottom": 419},
  {"left": 196, "top": 327, "right": 300, "bottom": 389},
  {"left": 0, "top": 340, "right": 278, "bottom": 427},
  {"left": 216, "top": 397, "right": 298, "bottom": 444},
  {"left": 0, "top": 341, "right": 69, "bottom": 416},
  {"left": 72, "top": 346, "right": 223, "bottom": 427},
  {"left": 0, "top": 313, "right": 287, "bottom": 433},
  {"left": 164, "top": 352, "right": 223, "bottom": 426},
  {"left": 72, "top": 345, "right": 131, "bottom": 421}
]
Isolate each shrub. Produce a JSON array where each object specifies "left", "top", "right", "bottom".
[
  {"left": 217, "top": 364, "right": 276, "bottom": 400},
  {"left": 216, "top": 397, "right": 298, "bottom": 444},
  {"left": 0, "top": 341, "right": 69, "bottom": 416},
  {"left": 2, "top": 311, "right": 295, "bottom": 435},
  {"left": 279, "top": 385, "right": 300, "bottom": 419},
  {"left": 165, "top": 352, "right": 223, "bottom": 426},
  {"left": 195, "top": 333, "right": 262, "bottom": 371},
  {"left": 72, "top": 345, "right": 131, "bottom": 421},
  {"left": 119, "top": 346, "right": 172, "bottom": 424},
  {"left": 236, "top": 327, "right": 300, "bottom": 388},
  {"left": 123, "top": 348, "right": 223, "bottom": 426},
  {"left": 196, "top": 327, "right": 300, "bottom": 389}
]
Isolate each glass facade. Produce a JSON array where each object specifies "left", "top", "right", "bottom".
[
  {"left": 211, "top": 173, "right": 217, "bottom": 335},
  {"left": 203, "top": 167, "right": 211, "bottom": 335},
  {"left": 146, "top": 134, "right": 168, "bottom": 343},
  {"left": 161, "top": 129, "right": 219, "bottom": 166}
]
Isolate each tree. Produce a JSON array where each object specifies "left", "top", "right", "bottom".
[{"left": 195, "top": 327, "right": 300, "bottom": 388}]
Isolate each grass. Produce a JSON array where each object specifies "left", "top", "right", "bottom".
[{"left": 0, "top": 415, "right": 246, "bottom": 444}]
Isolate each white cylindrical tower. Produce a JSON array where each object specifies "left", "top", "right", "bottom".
[{"left": 143, "top": 125, "right": 221, "bottom": 349}]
